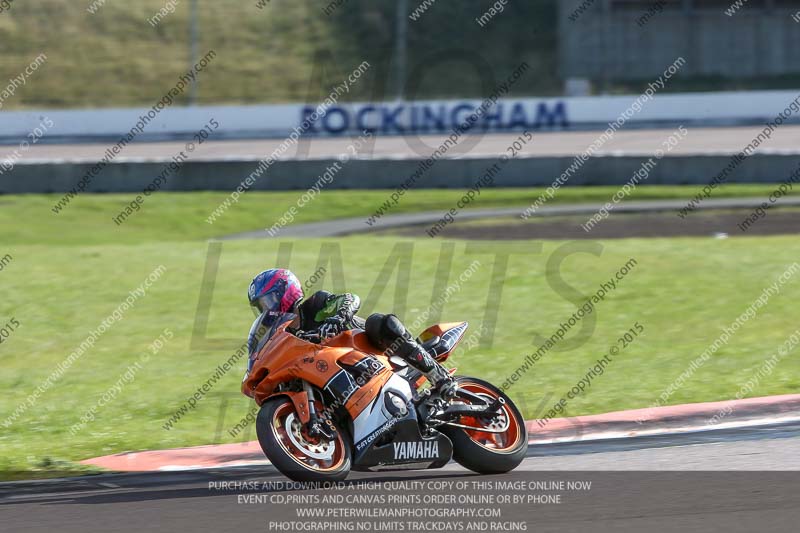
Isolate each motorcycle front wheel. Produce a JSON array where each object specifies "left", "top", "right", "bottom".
[
  {"left": 256, "top": 396, "right": 352, "bottom": 482},
  {"left": 440, "top": 376, "right": 528, "bottom": 474}
]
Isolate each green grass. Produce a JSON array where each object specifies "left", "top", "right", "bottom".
[
  {"left": 0, "top": 0, "right": 560, "bottom": 109},
  {"left": 2, "top": 184, "right": 792, "bottom": 245},
  {"left": 0, "top": 0, "right": 338, "bottom": 108},
  {"left": 0, "top": 1, "right": 791, "bottom": 110},
  {"left": 2, "top": 189, "right": 800, "bottom": 480}
]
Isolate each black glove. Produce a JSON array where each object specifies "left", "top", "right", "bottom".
[
  {"left": 337, "top": 293, "right": 359, "bottom": 323},
  {"left": 318, "top": 315, "right": 345, "bottom": 338}
]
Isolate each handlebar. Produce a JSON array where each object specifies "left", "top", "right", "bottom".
[{"left": 295, "top": 330, "right": 323, "bottom": 344}]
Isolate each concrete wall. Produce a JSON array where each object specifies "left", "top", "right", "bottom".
[
  {"left": 3, "top": 91, "right": 799, "bottom": 146},
  {"left": 4, "top": 154, "right": 799, "bottom": 194}
]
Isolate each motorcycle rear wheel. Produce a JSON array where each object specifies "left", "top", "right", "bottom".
[
  {"left": 440, "top": 377, "right": 528, "bottom": 474},
  {"left": 256, "top": 396, "right": 352, "bottom": 482}
]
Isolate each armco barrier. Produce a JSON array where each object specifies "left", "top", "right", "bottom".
[{"left": 3, "top": 154, "right": 799, "bottom": 194}]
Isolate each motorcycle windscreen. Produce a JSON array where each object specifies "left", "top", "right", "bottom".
[{"left": 247, "top": 311, "right": 296, "bottom": 371}]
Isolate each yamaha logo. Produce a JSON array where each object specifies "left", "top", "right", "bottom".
[
  {"left": 316, "top": 360, "right": 328, "bottom": 373},
  {"left": 393, "top": 441, "right": 439, "bottom": 460}
]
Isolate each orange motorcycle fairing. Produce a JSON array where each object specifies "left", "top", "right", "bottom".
[
  {"left": 281, "top": 390, "right": 312, "bottom": 425},
  {"left": 315, "top": 329, "right": 395, "bottom": 419},
  {"left": 242, "top": 320, "right": 326, "bottom": 403},
  {"left": 243, "top": 323, "right": 393, "bottom": 420},
  {"left": 245, "top": 319, "right": 529, "bottom": 480}
]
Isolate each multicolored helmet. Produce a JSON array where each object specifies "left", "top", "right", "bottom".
[{"left": 248, "top": 269, "right": 303, "bottom": 316}]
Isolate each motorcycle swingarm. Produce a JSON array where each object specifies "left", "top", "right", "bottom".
[{"left": 454, "top": 387, "right": 493, "bottom": 404}]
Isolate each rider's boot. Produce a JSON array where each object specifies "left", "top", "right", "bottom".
[{"left": 384, "top": 315, "right": 457, "bottom": 399}]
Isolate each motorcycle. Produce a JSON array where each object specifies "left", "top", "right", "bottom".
[{"left": 242, "top": 319, "right": 528, "bottom": 481}]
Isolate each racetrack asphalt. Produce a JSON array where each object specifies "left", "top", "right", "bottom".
[
  {"left": 2, "top": 421, "right": 798, "bottom": 532},
  {"left": 6, "top": 126, "right": 800, "bottom": 531},
  {"left": 220, "top": 197, "right": 800, "bottom": 240}
]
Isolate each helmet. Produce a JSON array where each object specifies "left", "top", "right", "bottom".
[{"left": 248, "top": 269, "right": 303, "bottom": 316}]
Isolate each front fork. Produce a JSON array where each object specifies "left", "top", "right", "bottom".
[{"left": 302, "top": 380, "right": 337, "bottom": 440}]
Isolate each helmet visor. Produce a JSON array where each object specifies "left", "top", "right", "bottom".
[{"left": 252, "top": 291, "right": 282, "bottom": 314}]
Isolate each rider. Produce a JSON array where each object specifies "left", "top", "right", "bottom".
[{"left": 245, "top": 268, "right": 455, "bottom": 396}]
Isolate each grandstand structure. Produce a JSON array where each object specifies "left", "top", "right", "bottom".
[{"left": 560, "top": 0, "right": 800, "bottom": 85}]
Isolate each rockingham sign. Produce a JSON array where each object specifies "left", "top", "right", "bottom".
[
  {"left": 299, "top": 99, "right": 568, "bottom": 135},
  {"left": 0, "top": 90, "right": 798, "bottom": 143}
]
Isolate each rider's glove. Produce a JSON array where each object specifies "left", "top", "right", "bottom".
[{"left": 318, "top": 315, "right": 345, "bottom": 338}]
